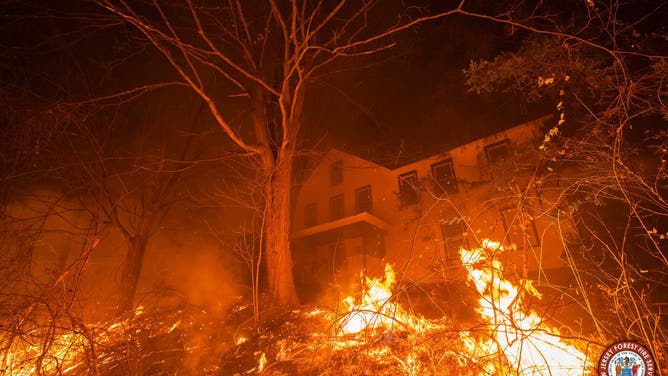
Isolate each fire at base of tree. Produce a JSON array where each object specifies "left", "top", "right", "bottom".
[{"left": 1, "top": 240, "right": 607, "bottom": 375}]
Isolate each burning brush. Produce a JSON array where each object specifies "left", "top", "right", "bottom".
[
  {"left": 3, "top": 239, "right": 595, "bottom": 375},
  {"left": 222, "top": 239, "right": 594, "bottom": 375},
  {"left": 459, "top": 239, "right": 593, "bottom": 375},
  {"left": 323, "top": 239, "right": 593, "bottom": 375}
]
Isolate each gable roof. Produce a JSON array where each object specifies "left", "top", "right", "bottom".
[
  {"left": 295, "top": 114, "right": 551, "bottom": 186},
  {"left": 335, "top": 115, "right": 551, "bottom": 170}
]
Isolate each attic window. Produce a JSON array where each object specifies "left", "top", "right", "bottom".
[
  {"left": 398, "top": 170, "right": 419, "bottom": 207},
  {"left": 431, "top": 158, "right": 458, "bottom": 195},
  {"left": 330, "top": 160, "right": 343, "bottom": 186},
  {"left": 484, "top": 139, "right": 511, "bottom": 164}
]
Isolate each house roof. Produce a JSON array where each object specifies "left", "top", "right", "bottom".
[
  {"left": 334, "top": 114, "right": 552, "bottom": 170},
  {"left": 294, "top": 114, "right": 552, "bottom": 188}
]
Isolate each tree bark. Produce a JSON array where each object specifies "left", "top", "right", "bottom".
[{"left": 262, "top": 149, "right": 299, "bottom": 306}]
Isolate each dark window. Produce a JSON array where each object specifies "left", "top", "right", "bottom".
[
  {"left": 398, "top": 170, "right": 419, "bottom": 207},
  {"left": 330, "top": 194, "right": 344, "bottom": 220},
  {"left": 441, "top": 217, "right": 468, "bottom": 260},
  {"left": 330, "top": 160, "right": 343, "bottom": 186},
  {"left": 355, "top": 185, "right": 372, "bottom": 214},
  {"left": 431, "top": 159, "right": 458, "bottom": 195},
  {"left": 304, "top": 203, "right": 317, "bottom": 227},
  {"left": 484, "top": 139, "right": 511, "bottom": 164},
  {"left": 499, "top": 207, "right": 540, "bottom": 249}
]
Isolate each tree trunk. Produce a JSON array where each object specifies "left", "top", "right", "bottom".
[
  {"left": 263, "top": 151, "right": 299, "bottom": 306},
  {"left": 117, "top": 235, "right": 149, "bottom": 314}
]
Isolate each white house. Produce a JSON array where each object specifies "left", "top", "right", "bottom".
[{"left": 291, "top": 115, "right": 572, "bottom": 298}]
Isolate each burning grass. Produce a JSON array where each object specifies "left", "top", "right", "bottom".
[
  {"left": 221, "top": 239, "right": 597, "bottom": 375},
  {"left": 2, "top": 240, "right": 605, "bottom": 375},
  {"left": 0, "top": 303, "right": 233, "bottom": 375}
]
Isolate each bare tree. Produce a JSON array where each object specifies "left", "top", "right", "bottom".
[
  {"left": 92, "top": 0, "right": 435, "bottom": 306},
  {"left": 36, "top": 99, "right": 210, "bottom": 315}
]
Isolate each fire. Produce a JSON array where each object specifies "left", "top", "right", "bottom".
[
  {"left": 2, "top": 241, "right": 594, "bottom": 375},
  {"left": 328, "top": 239, "right": 592, "bottom": 374},
  {"left": 337, "top": 263, "right": 441, "bottom": 337},
  {"left": 236, "top": 335, "right": 247, "bottom": 345},
  {"left": 0, "top": 305, "right": 183, "bottom": 376},
  {"left": 257, "top": 352, "right": 267, "bottom": 372},
  {"left": 459, "top": 239, "right": 591, "bottom": 375},
  {"left": 1, "top": 331, "right": 89, "bottom": 375}
]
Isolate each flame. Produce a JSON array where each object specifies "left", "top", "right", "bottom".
[
  {"left": 1, "top": 331, "right": 88, "bottom": 375},
  {"left": 2, "top": 240, "right": 593, "bottom": 374},
  {"left": 329, "top": 239, "right": 591, "bottom": 374},
  {"left": 235, "top": 335, "right": 247, "bottom": 345},
  {"left": 459, "top": 239, "right": 591, "bottom": 375},
  {"left": 337, "top": 263, "right": 440, "bottom": 338},
  {"left": 257, "top": 352, "right": 267, "bottom": 372},
  {"left": 0, "top": 304, "right": 181, "bottom": 376},
  {"left": 167, "top": 319, "right": 181, "bottom": 334}
]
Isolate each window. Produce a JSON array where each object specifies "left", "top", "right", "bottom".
[
  {"left": 330, "top": 194, "right": 344, "bottom": 220},
  {"left": 431, "top": 159, "right": 458, "bottom": 195},
  {"left": 355, "top": 185, "right": 372, "bottom": 214},
  {"left": 484, "top": 139, "right": 511, "bottom": 164},
  {"left": 330, "top": 160, "right": 343, "bottom": 186},
  {"left": 304, "top": 203, "right": 317, "bottom": 227},
  {"left": 398, "top": 170, "right": 419, "bottom": 207},
  {"left": 441, "top": 217, "right": 468, "bottom": 260},
  {"left": 499, "top": 207, "right": 540, "bottom": 249}
]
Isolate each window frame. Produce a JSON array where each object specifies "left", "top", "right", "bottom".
[
  {"left": 330, "top": 194, "right": 344, "bottom": 221},
  {"left": 398, "top": 170, "right": 419, "bottom": 207},
  {"left": 355, "top": 185, "right": 373, "bottom": 214},
  {"left": 440, "top": 217, "right": 468, "bottom": 260},
  {"left": 484, "top": 139, "right": 511, "bottom": 164},
  {"left": 431, "top": 158, "right": 458, "bottom": 195}
]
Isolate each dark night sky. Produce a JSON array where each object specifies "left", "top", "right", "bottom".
[
  {"left": 1, "top": 0, "right": 665, "bottom": 167},
  {"left": 0, "top": 2, "right": 529, "bottom": 159},
  {"left": 301, "top": 12, "right": 546, "bottom": 167}
]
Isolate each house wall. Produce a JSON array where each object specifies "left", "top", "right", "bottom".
[
  {"left": 291, "top": 150, "right": 395, "bottom": 291},
  {"left": 292, "top": 115, "right": 569, "bottom": 289},
  {"left": 293, "top": 150, "right": 395, "bottom": 229}
]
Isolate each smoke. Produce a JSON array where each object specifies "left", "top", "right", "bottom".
[{"left": 138, "top": 226, "right": 245, "bottom": 318}]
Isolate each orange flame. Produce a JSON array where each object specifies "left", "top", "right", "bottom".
[
  {"left": 460, "top": 239, "right": 591, "bottom": 375},
  {"left": 337, "top": 264, "right": 441, "bottom": 338},
  {"left": 331, "top": 239, "right": 592, "bottom": 374},
  {"left": 0, "top": 305, "right": 158, "bottom": 375},
  {"left": 256, "top": 352, "right": 267, "bottom": 372}
]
